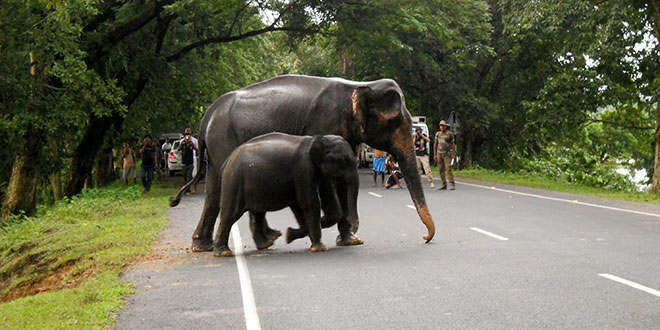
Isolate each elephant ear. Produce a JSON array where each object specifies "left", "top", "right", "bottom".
[
  {"left": 309, "top": 136, "right": 326, "bottom": 168},
  {"left": 352, "top": 86, "right": 403, "bottom": 132},
  {"left": 372, "top": 89, "right": 403, "bottom": 130},
  {"left": 351, "top": 86, "right": 372, "bottom": 130}
]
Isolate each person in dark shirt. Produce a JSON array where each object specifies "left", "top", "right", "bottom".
[
  {"left": 414, "top": 127, "right": 434, "bottom": 188},
  {"left": 178, "top": 132, "right": 197, "bottom": 195},
  {"left": 139, "top": 135, "right": 158, "bottom": 193}
]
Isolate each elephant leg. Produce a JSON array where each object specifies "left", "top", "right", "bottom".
[
  {"left": 304, "top": 206, "right": 327, "bottom": 253},
  {"left": 333, "top": 180, "right": 363, "bottom": 246},
  {"left": 319, "top": 180, "right": 341, "bottom": 229},
  {"left": 191, "top": 168, "right": 220, "bottom": 252},
  {"left": 286, "top": 204, "right": 308, "bottom": 244},
  {"left": 250, "top": 212, "right": 281, "bottom": 250},
  {"left": 213, "top": 208, "right": 243, "bottom": 258}
]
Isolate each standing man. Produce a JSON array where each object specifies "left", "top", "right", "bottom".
[
  {"left": 121, "top": 142, "right": 137, "bottom": 185},
  {"left": 414, "top": 127, "right": 434, "bottom": 188},
  {"left": 139, "top": 135, "right": 158, "bottom": 193},
  {"left": 184, "top": 128, "right": 199, "bottom": 191},
  {"left": 161, "top": 138, "right": 172, "bottom": 173},
  {"left": 178, "top": 131, "right": 197, "bottom": 196},
  {"left": 372, "top": 149, "right": 386, "bottom": 187},
  {"left": 433, "top": 120, "right": 456, "bottom": 190}
]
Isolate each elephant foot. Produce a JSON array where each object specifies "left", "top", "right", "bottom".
[
  {"left": 213, "top": 247, "right": 234, "bottom": 258},
  {"left": 191, "top": 239, "right": 214, "bottom": 252},
  {"left": 336, "top": 233, "right": 364, "bottom": 246},
  {"left": 255, "top": 229, "right": 282, "bottom": 250},
  {"left": 286, "top": 227, "right": 306, "bottom": 244},
  {"left": 310, "top": 243, "right": 329, "bottom": 253}
]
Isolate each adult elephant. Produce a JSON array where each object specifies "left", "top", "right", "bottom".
[{"left": 171, "top": 74, "right": 436, "bottom": 252}]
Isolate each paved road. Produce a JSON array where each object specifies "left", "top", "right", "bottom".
[{"left": 115, "top": 171, "right": 660, "bottom": 329}]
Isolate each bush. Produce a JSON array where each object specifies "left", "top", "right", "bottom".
[{"left": 516, "top": 146, "right": 637, "bottom": 192}]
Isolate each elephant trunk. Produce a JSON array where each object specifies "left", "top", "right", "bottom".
[{"left": 392, "top": 133, "right": 436, "bottom": 242}]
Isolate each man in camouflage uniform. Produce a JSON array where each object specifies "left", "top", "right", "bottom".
[{"left": 433, "top": 120, "right": 456, "bottom": 190}]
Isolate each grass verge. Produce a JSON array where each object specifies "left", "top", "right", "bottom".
[
  {"left": 0, "top": 182, "right": 175, "bottom": 329},
  {"left": 452, "top": 168, "right": 660, "bottom": 204}
]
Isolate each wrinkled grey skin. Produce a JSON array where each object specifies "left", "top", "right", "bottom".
[
  {"left": 171, "top": 74, "right": 435, "bottom": 252},
  {"left": 213, "top": 133, "right": 360, "bottom": 257}
]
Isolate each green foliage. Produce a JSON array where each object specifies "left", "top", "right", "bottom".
[
  {"left": 0, "top": 183, "right": 174, "bottom": 328},
  {"left": 517, "top": 145, "right": 638, "bottom": 192}
]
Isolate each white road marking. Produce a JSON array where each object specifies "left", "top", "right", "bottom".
[
  {"left": 469, "top": 227, "right": 509, "bottom": 241},
  {"left": 406, "top": 204, "right": 416, "bottom": 210},
  {"left": 598, "top": 273, "right": 660, "bottom": 298},
  {"left": 458, "top": 181, "right": 660, "bottom": 219},
  {"left": 231, "top": 225, "right": 262, "bottom": 330},
  {"left": 368, "top": 192, "right": 383, "bottom": 198}
]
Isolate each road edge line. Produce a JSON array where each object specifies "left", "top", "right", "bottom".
[
  {"left": 231, "top": 225, "right": 262, "bottom": 330},
  {"left": 458, "top": 181, "right": 660, "bottom": 219}
]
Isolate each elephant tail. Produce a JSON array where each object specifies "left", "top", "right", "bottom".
[{"left": 170, "top": 139, "right": 207, "bottom": 207}]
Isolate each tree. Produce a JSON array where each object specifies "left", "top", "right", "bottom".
[
  {"left": 1, "top": 1, "right": 125, "bottom": 218},
  {"left": 1, "top": 0, "right": 346, "bottom": 218}
]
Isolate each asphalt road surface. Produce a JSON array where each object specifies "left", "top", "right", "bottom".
[{"left": 115, "top": 170, "right": 660, "bottom": 329}]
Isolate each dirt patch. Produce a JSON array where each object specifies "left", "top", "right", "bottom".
[{"left": 0, "top": 254, "right": 86, "bottom": 303}]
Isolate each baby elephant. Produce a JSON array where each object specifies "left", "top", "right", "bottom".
[{"left": 214, "top": 132, "right": 360, "bottom": 257}]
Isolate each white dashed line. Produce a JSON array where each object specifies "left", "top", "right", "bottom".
[
  {"left": 458, "top": 181, "right": 660, "bottom": 219},
  {"left": 469, "top": 227, "right": 509, "bottom": 241},
  {"left": 231, "top": 225, "right": 262, "bottom": 330},
  {"left": 406, "top": 204, "right": 416, "bottom": 210},
  {"left": 598, "top": 273, "right": 660, "bottom": 298},
  {"left": 368, "top": 192, "right": 383, "bottom": 198}
]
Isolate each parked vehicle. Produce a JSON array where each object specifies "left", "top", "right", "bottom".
[
  {"left": 167, "top": 139, "right": 183, "bottom": 176},
  {"left": 158, "top": 132, "right": 183, "bottom": 145},
  {"left": 359, "top": 143, "right": 375, "bottom": 168}
]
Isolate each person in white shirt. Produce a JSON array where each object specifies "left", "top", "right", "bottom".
[
  {"left": 184, "top": 128, "right": 200, "bottom": 191},
  {"left": 161, "top": 138, "right": 172, "bottom": 154}
]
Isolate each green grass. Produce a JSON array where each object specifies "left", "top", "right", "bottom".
[
  {"left": 0, "top": 182, "right": 175, "bottom": 329},
  {"left": 451, "top": 167, "right": 660, "bottom": 204}
]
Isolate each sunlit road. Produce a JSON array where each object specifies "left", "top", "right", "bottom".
[{"left": 116, "top": 170, "right": 660, "bottom": 329}]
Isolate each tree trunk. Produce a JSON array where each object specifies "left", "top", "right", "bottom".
[
  {"left": 652, "top": 119, "right": 660, "bottom": 193},
  {"left": 46, "top": 134, "right": 63, "bottom": 200},
  {"left": 650, "top": 3, "right": 660, "bottom": 193},
  {"left": 461, "top": 135, "right": 474, "bottom": 169},
  {"left": 64, "top": 115, "right": 118, "bottom": 196},
  {"left": 64, "top": 74, "right": 146, "bottom": 197},
  {"left": 1, "top": 127, "right": 44, "bottom": 219},
  {"left": 49, "top": 174, "right": 63, "bottom": 201},
  {"left": 94, "top": 139, "right": 116, "bottom": 187}
]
